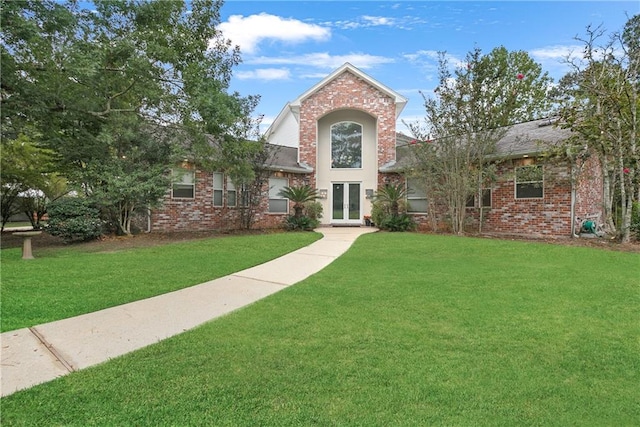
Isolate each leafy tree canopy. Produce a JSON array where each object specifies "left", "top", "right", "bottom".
[
  {"left": 408, "top": 46, "right": 552, "bottom": 234},
  {"left": 1, "top": 0, "right": 262, "bottom": 234},
  {"left": 554, "top": 14, "right": 639, "bottom": 242}
]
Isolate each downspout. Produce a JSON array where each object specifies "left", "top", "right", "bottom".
[{"left": 146, "top": 205, "right": 151, "bottom": 233}]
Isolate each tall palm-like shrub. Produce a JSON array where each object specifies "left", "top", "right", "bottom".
[
  {"left": 374, "top": 183, "right": 407, "bottom": 217},
  {"left": 278, "top": 185, "right": 318, "bottom": 218},
  {"left": 374, "top": 183, "right": 415, "bottom": 232}
]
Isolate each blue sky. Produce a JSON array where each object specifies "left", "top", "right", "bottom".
[{"left": 217, "top": 1, "right": 639, "bottom": 135}]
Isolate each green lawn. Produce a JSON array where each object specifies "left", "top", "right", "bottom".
[
  {"left": 2, "top": 233, "right": 638, "bottom": 425},
  {"left": 0, "top": 232, "right": 321, "bottom": 332}
]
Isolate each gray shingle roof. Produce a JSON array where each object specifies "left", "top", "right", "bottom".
[
  {"left": 382, "top": 118, "right": 571, "bottom": 173},
  {"left": 265, "top": 144, "right": 313, "bottom": 173},
  {"left": 494, "top": 117, "right": 570, "bottom": 158}
]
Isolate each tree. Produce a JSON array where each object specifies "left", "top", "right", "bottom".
[
  {"left": 0, "top": 134, "right": 58, "bottom": 230},
  {"left": 554, "top": 15, "right": 639, "bottom": 242},
  {"left": 1, "top": 0, "right": 259, "bottom": 234},
  {"left": 226, "top": 138, "right": 274, "bottom": 230},
  {"left": 278, "top": 185, "right": 318, "bottom": 219},
  {"left": 81, "top": 118, "right": 176, "bottom": 235},
  {"left": 408, "top": 46, "right": 552, "bottom": 234},
  {"left": 21, "top": 174, "right": 68, "bottom": 230}
]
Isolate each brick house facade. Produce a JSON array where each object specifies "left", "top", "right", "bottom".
[{"left": 151, "top": 63, "right": 603, "bottom": 237}]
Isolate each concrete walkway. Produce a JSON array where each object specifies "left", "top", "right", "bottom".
[{"left": 1, "top": 227, "right": 377, "bottom": 397}]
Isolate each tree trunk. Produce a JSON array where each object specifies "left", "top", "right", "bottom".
[{"left": 600, "top": 157, "right": 616, "bottom": 234}]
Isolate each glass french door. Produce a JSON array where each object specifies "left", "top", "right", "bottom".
[{"left": 332, "top": 182, "right": 361, "bottom": 224}]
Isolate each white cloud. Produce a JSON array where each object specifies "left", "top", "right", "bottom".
[
  {"left": 529, "top": 44, "right": 584, "bottom": 79},
  {"left": 329, "top": 16, "right": 397, "bottom": 30},
  {"left": 530, "top": 45, "right": 582, "bottom": 62},
  {"left": 219, "top": 13, "right": 330, "bottom": 55},
  {"left": 327, "top": 14, "right": 426, "bottom": 31},
  {"left": 236, "top": 68, "right": 291, "bottom": 81},
  {"left": 404, "top": 50, "right": 465, "bottom": 68},
  {"left": 403, "top": 50, "right": 466, "bottom": 81},
  {"left": 246, "top": 52, "right": 394, "bottom": 70},
  {"left": 362, "top": 16, "right": 396, "bottom": 26}
]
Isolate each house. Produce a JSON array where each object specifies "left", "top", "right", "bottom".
[{"left": 151, "top": 63, "right": 603, "bottom": 238}]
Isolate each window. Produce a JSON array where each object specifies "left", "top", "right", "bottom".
[
  {"left": 269, "top": 177, "right": 288, "bottom": 213},
  {"left": 466, "top": 189, "right": 492, "bottom": 208},
  {"left": 516, "top": 165, "right": 543, "bottom": 199},
  {"left": 331, "top": 121, "right": 362, "bottom": 168},
  {"left": 226, "top": 177, "right": 237, "bottom": 207},
  {"left": 406, "top": 178, "right": 428, "bottom": 213},
  {"left": 171, "top": 168, "right": 195, "bottom": 199},
  {"left": 213, "top": 172, "right": 223, "bottom": 206},
  {"left": 240, "top": 185, "right": 249, "bottom": 207}
]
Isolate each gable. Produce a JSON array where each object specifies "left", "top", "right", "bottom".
[{"left": 290, "top": 63, "right": 407, "bottom": 119}]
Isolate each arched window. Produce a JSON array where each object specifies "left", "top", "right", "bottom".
[{"left": 331, "top": 121, "right": 362, "bottom": 168}]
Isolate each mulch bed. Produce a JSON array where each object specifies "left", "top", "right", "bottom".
[
  {"left": 471, "top": 231, "right": 640, "bottom": 253},
  {"left": 2, "top": 228, "right": 638, "bottom": 253},
  {"left": 0, "top": 229, "right": 276, "bottom": 253}
]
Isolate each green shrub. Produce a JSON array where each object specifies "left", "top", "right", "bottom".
[
  {"left": 47, "top": 197, "right": 104, "bottom": 243},
  {"left": 304, "top": 201, "right": 324, "bottom": 221},
  {"left": 371, "top": 200, "right": 390, "bottom": 227},
  {"left": 284, "top": 215, "right": 318, "bottom": 231},
  {"left": 372, "top": 199, "right": 414, "bottom": 231},
  {"left": 381, "top": 214, "right": 416, "bottom": 232}
]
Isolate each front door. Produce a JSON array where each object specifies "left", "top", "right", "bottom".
[{"left": 332, "top": 182, "right": 361, "bottom": 224}]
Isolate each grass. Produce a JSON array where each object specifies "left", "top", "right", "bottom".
[
  {"left": 0, "top": 232, "right": 321, "bottom": 332},
  {"left": 2, "top": 233, "right": 639, "bottom": 425}
]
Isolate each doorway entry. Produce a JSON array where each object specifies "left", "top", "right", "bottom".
[{"left": 332, "top": 182, "right": 361, "bottom": 224}]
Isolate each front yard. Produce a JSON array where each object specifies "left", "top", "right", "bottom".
[
  {"left": 0, "top": 232, "right": 321, "bottom": 332},
  {"left": 1, "top": 233, "right": 638, "bottom": 425}
]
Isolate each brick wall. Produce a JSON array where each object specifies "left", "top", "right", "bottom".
[
  {"left": 574, "top": 153, "right": 604, "bottom": 220},
  {"left": 151, "top": 170, "right": 306, "bottom": 232},
  {"left": 409, "top": 157, "right": 595, "bottom": 238},
  {"left": 480, "top": 161, "right": 573, "bottom": 236},
  {"left": 299, "top": 69, "right": 397, "bottom": 180}
]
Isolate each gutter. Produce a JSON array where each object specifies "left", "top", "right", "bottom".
[{"left": 265, "top": 163, "right": 314, "bottom": 174}]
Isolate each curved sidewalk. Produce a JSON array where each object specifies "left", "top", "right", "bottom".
[{"left": 1, "top": 227, "right": 377, "bottom": 397}]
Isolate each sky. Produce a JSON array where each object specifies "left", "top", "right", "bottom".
[{"left": 217, "top": 1, "right": 639, "bottom": 136}]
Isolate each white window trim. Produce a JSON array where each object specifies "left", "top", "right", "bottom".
[
  {"left": 226, "top": 177, "right": 237, "bottom": 208},
  {"left": 171, "top": 168, "right": 195, "bottom": 199},
  {"left": 268, "top": 177, "right": 289, "bottom": 214},
  {"left": 212, "top": 172, "right": 224, "bottom": 207},
  {"left": 515, "top": 165, "right": 544, "bottom": 199},
  {"left": 330, "top": 121, "right": 364, "bottom": 170},
  {"left": 406, "top": 178, "right": 428, "bottom": 214}
]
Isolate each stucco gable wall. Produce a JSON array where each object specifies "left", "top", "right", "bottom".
[{"left": 298, "top": 70, "right": 397, "bottom": 184}]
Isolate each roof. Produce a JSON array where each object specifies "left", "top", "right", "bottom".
[
  {"left": 494, "top": 117, "right": 571, "bottom": 159},
  {"left": 265, "top": 144, "right": 313, "bottom": 174},
  {"left": 382, "top": 117, "right": 572, "bottom": 173}
]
